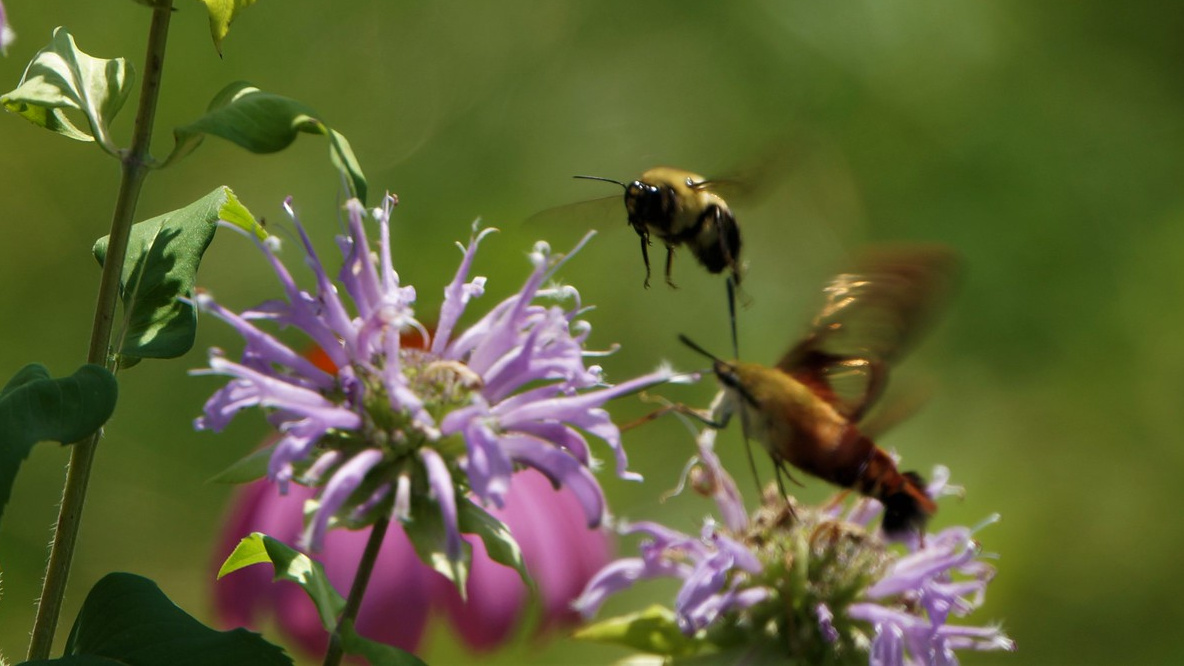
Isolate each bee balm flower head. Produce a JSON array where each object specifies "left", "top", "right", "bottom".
[{"left": 194, "top": 196, "right": 674, "bottom": 567}]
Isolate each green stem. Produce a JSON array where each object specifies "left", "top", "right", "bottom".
[
  {"left": 322, "top": 517, "right": 391, "bottom": 666},
  {"left": 26, "top": 3, "right": 174, "bottom": 659}
]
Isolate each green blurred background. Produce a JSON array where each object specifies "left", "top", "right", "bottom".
[{"left": 2, "top": 1, "right": 1181, "bottom": 664}]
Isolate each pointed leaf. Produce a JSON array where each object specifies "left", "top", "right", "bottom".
[
  {"left": 33, "top": 572, "right": 293, "bottom": 665},
  {"left": 0, "top": 363, "right": 117, "bottom": 531},
  {"left": 0, "top": 27, "right": 132, "bottom": 154},
  {"left": 457, "top": 498, "right": 532, "bottom": 590},
  {"left": 218, "top": 534, "right": 425, "bottom": 664},
  {"left": 573, "top": 605, "right": 697, "bottom": 657},
  {"left": 404, "top": 492, "right": 471, "bottom": 598},
  {"left": 198, "top": 0, "right": 259, "bottom": 55},
  {"left": 207, "top": 442, "right": 275, "bottom": 484},
  {"left": 93, "top": 186, "right": 265, "bottom": 364},
  {"left": 219, "top": 533, "right": 345, "bottom": 631},
  {"left": 165, "top": 81, "right": 367, "bottom": 203}
]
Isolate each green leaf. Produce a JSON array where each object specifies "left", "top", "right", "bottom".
[
  {"left": 0, "top": 364, "right": 117, "bottom": 532},
  {"left": 198, "top": 0, "right": 260, "bottom": 55},
  {"left": 207, "top": 442, "right": 275, "bottom": 484},
  {"left": 20, "top": 656, "right": 127, "bottom": 665},
  {"left": 574, "top": 605, "right": 697, "bottom": 657},
  {"left": 404, "top": 492, "right": 471, "bottom": 598},
  {"left": 0, "top": 27, "right": 133, "bottom": 154},
  {"left": 93, "top": 186, "right": 265, "bottom": 365},
  {"left": 219, "top": 533, "right": 345, "bottom": 632},
  {"left": 339, "top": 622, "right": 428, "bottom": 666},
  {"left": 457, "top": 498, "right": 532, "bottom": 590},
  {"left": 166, "top": 81, "right": 368, "bottom": 203},
  {"left": 22, "top": 572, "right": 292, "bottom": 665},
  {"left": 219, "top": 534, "right": 426, "bottom": 665}
]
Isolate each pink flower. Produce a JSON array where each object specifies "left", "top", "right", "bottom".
[{"left": 214, "top": 467, "right": 612, "bottom": 657}]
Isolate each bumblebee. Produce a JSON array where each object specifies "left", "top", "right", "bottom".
[{"left": 574, "top": 167, "right": 743, "bottom": 290}]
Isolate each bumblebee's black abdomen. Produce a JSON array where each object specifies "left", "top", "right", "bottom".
[{"left": 690, "top": 205, "right": 742, "bottom": 278}]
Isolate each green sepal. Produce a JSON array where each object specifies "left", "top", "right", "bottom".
[
  {"left": 219, "top": 532, "right": 345, "bottom": 631},
  {"left": 457, "top": 499, "right": 533, "bottom": 591},
  {"left": 207, "top": 441, "right": 276, "bottom": 484},
  {"left": 403, "top": 492, "right": 472, "bottom": 599},
  {"left": 0, "top": 27, "right": 133, "bottom": 155},
  {"left": 0, "top": 363, "right": 117, "bottom": 532},
  {"left": 573, "top": 605, "right": 697, "bottom": 658},
  {"left": 197, "top": 0, "right": 260, "bottom": 55},
  {"left": 93, "top": 186, "right": 265, "bottom": 366},
  {"left": 16, "top": 572, "right": 291, "bottom": 665},
  {"left": 165, "top": 81, "right": 368, "bottom": 203}
]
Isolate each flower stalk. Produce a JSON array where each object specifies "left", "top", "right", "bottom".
[
  {"left": 321, "top": 516, "right": 391, "bottom": 666},
  {"left": 28, "top": 2, "right": 174, "bottom": 659}
]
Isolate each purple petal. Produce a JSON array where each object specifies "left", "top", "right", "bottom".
[
  {"left": 432, "top": 223, "right": 496, "bottom": 356},
  {"left": 694, "top": 428, "right": 747, "bottom": 532},
  {"left": 503, "top": 420, "right": 591, "bottom": 465},
  {"left": 572, "top": 558, "right": 650, "bottom": 618},
  {"left": 497, "top": 368, "right": 673, "bottom": 481},
  {"left": 675, "top": 556, "right": 731, "bottom": 631},
  {"left": 302, "top": 448, "right": 385, "bottom": 551},
  {"left": 457, "top": 417, "right": 514, "bottom": 507},
  {"left": 869, "top": 622, "right": 906, "bottom": 666},
  {"left": 497, "top": 435, "right": 605, "bottom": 527},
  {"left": 194, "top": 355, "right": 360, "bottom": 434},
  {"left": 816, "top": 602, "right": 839, "bottom": 643},
  {"left": 336, "top": 200, "right": 382, "bottom": 320},
  {"left": 193, "top": 293, "right": 335, "bottom": 390},
  {"left": 421, "top": 447, "right": 462, "bottom": 562}
]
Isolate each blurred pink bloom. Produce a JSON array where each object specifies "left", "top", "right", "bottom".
[
  {"left": 0, "top": 1, "right": 13, "bottom": 56},
  {"left": 214, "top": 467, "right": 613, "bottom": 657}
]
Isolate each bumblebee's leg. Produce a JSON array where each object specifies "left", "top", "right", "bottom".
[
  {"left": 664, "top": 245, "right": 678, "bottom": 289},
  {"left": 726, "top": 276, "right": 740, "bottom": 360},
  {"left": 709, "top": 206, "right": 743, "bottom": 284},
  {"left": 637, "top": 229, "right": 653, "bottom": 288}
]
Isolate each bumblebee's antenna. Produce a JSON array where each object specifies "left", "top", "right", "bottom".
[{"left": 573, "top": 175, "right": 628, "bottom": 189}]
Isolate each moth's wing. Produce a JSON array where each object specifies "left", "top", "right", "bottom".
[{"left": 775, "top": 244, "right": 960, "bottom": 421}]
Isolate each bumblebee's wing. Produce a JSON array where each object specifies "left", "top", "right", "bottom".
[
  {"left": 689, "top": 177, "right": 749, "bottom": 202},
  {"left": 775, "top": 244, "right": 960, "bottom": 421},
  {"left": 690, "top": 148, "right": 800, "bottom": 205},
  {"left": 524, "top": 195, "right": 623, "bottom": 233}
]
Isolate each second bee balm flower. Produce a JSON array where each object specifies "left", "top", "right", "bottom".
[{"left": 193, "top": 196, "right": 673, "bottom": 580}]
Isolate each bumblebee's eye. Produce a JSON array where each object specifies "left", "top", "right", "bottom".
[{"left": 625, "top": 181, "right": 666, "bottom": 220}]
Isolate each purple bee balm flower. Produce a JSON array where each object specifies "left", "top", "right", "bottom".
[
  {"left": 572, "top": 518, "right": 772, "bottom": 636},
  {"left": 215, "top": 467, "right": 613, "bottom": 656},
  {"left": 574, "top": 464, "right": 1014, "bottom": 665},
  {"left": 193, "top": 196, "right": 673, "bottom": 558},
  {"left": 0, "top": 1, "right": 14, "bottom": 56}
]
